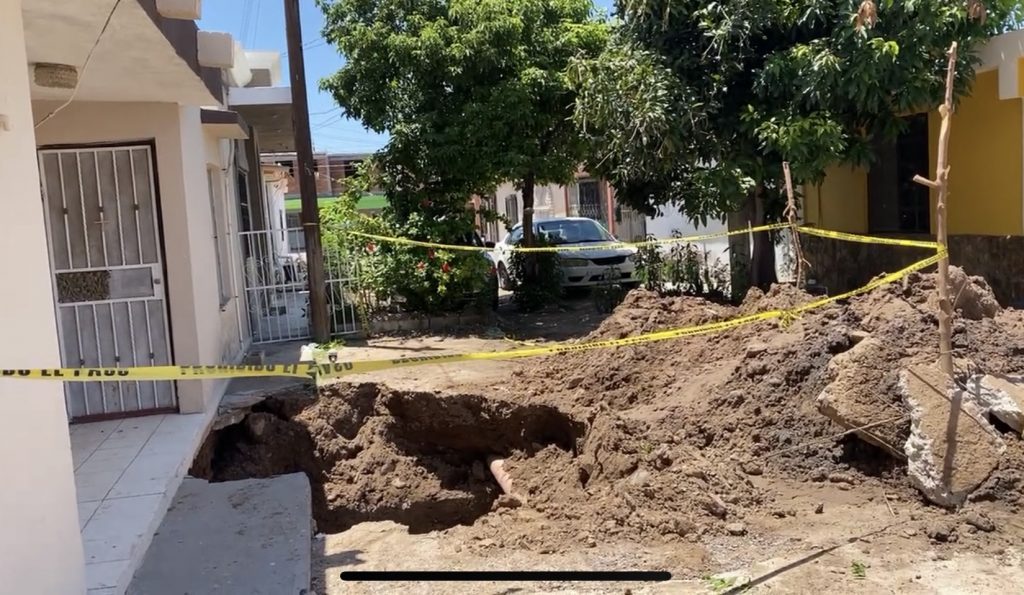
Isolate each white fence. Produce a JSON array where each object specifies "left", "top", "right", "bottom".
[{"left": 240, "top": 227, "right": 359, "bottom": 343}]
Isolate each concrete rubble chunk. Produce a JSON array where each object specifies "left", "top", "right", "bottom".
[
  {"left": 815, "top": 338, "right": 906, "bottom": 458},
  {"left": 927, "top": 266, "right": 1001, "bottom": 320},
  {"left": 962, "top": 374, "right": 1024, "bottom": 434},
  {"left": 899, "top": 365, "right": 1005, "bottom": 508}
]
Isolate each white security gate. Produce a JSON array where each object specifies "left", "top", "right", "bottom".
[
  {"left": 39, "top": 145, "right": 176, "bottom": 420},
  {"left": 240, "top": 227, "right": 359, "bottom": 343}
]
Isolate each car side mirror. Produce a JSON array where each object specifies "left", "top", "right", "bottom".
[{"left": 485, "top": 241, "right": 495, "bottom": 248}]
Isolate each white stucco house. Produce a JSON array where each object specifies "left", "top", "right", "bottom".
[
  {"left": 484, "top": 172, "right": 648, "bottom": 244},
  {"left": 1, "top": 1, "right": 299, "bottom": 592}
]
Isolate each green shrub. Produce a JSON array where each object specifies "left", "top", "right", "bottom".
[
  {"left": 320, "top": 188, "right": 492, "bottom": 317},
  {"left": 633, "top": 232, "right": 730, "bottom": 300}
]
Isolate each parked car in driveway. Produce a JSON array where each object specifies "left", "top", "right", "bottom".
[{"left": 493, "top": 217, "right": 637, "bottom": 290}]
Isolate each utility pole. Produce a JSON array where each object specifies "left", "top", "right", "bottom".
[{"left": 284, "top": 0, "right": 330, "bottom": 342}]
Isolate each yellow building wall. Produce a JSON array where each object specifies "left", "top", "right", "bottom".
[
  {"left": 929, "top": 69, "right": 1022, "bottom": 236},
  {"left": 810, "top": 70, "right": 1023, "bottom": 236},
  {"left": 803, "top": 165, "right": 869, "bottom": 233}
]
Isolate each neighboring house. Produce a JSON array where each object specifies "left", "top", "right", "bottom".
[
  {"left": 802, "top": 29, "right": 1024, "bottom": 305},
  {"left": 484, "top": 172, "right": 648, "bottom": 244},
  {"left": 260, "top": 150, "right": 385, "bottom": 251},
  {"left": 2, "top": 1, "right": 300, "bottom": 592},
  {"left": 263, "top": 150, "right": 373, "bottom": 197}
]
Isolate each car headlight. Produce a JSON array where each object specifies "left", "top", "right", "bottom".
[{"left": 562, "top": 258, "right": 590, "bottom": 267}]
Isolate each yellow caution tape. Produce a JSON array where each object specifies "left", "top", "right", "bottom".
[
  {"left": 350, "top": 223, "right": 790, "bottom": 253},
  {"left": 2, "top": 249, "right": 943, "bottom": 383},
  {"left": 797, "top": 227, "right": 941, "bottom": 250}
]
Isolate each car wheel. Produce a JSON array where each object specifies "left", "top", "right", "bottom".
[{"left": 497, "top": 262, "right": 512, "bottom": 291}]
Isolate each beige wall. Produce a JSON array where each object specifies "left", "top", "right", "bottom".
[
  {"left": 202, "top": 131, "right": 249, "bottom": 380},
  {"left": 33, "top": 102, "right": 243, "bottom": 413},
  {"left": 0, "top": 1, "right": 87, "bottom": 591}
]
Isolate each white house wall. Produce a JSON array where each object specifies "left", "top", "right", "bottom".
[
  {"left": 33, "top": 101, "right": 242, "bottom": 414},
  {"left": 493, "top": 181, "right": 569, "bottom": 241},
  {"left": 0, "top": 1, "right": 87, "bottom": 591},
  {"left": 203, "top": 130, "right": 249, "bottom": 377},
  {"left": 646, "top": 208, "right": 792, "bottom": 283}
]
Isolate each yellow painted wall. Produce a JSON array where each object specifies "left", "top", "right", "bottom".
[
  {"left": 929, "top": 69, "right": 1022, "bottom": 236},
  {"left": 811, "top": 69, "right": 1023, "bottom": 236},
  {"left": 803, "top": 165, "right": 869, "bottom": 233}
]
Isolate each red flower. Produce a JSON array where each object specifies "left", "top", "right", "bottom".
[
  {"left": 489, "top": 265, "right": 496, "bottom": 276},
  {"left": 416, "top": 261, "right": 426, "bottom": 271},
  {"left": 366, "top": 241, "right": 377, "bottom": 254},
  {"left": 441, "top": 262, "right": 452, "bottom": 273},
  {"left": 420, "top": 198, "right": 432, "bottom": 208},
  {"left": 427, "top": 249, "right": 436, "bottom": 260}
]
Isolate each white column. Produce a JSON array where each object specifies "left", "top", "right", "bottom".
[{"left": 0, "top": 1, "right": 87, "bottom": 593}]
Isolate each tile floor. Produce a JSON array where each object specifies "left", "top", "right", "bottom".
[{"left": 71, "top": 411, "right": 214, "bottom": 594}]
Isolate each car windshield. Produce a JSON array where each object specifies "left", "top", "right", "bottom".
[{"left": 534, "top": 220, "right": 613, "bottom": 245}]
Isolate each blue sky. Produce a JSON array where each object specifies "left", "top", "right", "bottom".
[{"left": 199, "top": 0, "right": 617, "bottom": 154}]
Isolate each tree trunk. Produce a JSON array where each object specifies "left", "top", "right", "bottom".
[
  {"left": 726, "top": 207, "right": 752, "bottom": 302},
  {"left": 521, "top": 171, "right": 536, "bottom": 246},
  {"left": 750, "top": 184, "right": 777, "bottom": 290}
]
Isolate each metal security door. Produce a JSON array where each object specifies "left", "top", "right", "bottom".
[{"left": 39, "top": 145, "right": 176, "bottom": 420}]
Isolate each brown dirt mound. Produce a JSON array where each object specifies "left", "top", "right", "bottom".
[{"left": 195, "top": 267, "right": 1024, "bottom": 558}]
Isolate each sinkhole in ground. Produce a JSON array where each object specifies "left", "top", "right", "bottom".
[{"left": 191, "top": 383, "right": 585, "bottom": 534}]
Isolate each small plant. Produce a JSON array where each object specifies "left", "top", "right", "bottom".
[
  {"left": 633, "top": 236, "right": 665, "bottom": 292},
  {"left": 636, "top": 231, "right": 731, "bottom": 299},
  {"left": 850, "top": 560, "right": 867, "bottom": 579},
  {"left": 703, "top": 574, "right": 738, "bottom": 593},
  {"left": 592, "top": 266, "right": 626, "bottom": 313}
]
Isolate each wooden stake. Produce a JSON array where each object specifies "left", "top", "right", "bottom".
[
  {"left": 782, "top": 162, "right": 806, "bottom": 287},
  {"left": 913, "top": 41, "right": 957, "bottom": 489},
  {"left": 913, "top": 42, "right": 956, "bottom": 376}
]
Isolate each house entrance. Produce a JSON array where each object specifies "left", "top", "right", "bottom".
[{"left": 38, "top": 145, "right": 177, "bottom": 421}]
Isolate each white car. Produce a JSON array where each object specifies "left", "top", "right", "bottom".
[{"left": 493, "top": 217, "right": 638, "bottom": 289}]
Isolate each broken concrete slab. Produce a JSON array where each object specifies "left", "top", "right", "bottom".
[
  {"left": 927, "top": 266, "right": 1001, "bottom": 321},
  {"left": 127, "top": 473, "right": 312, "bottom": 595},
  {"left": 816, "top": 338, "right": 906, "bottom": 458},
  {"left": 899, "top": 365, "right": 1005, "bottom": 508},
  {"left": 962, "top": 374, "right": 1024, "bottom": 434}
]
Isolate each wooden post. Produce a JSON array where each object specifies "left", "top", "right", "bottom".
[
  {"left": 912, "top": 42, "right": 956, "bottom": 377},
  {"left": 913, "top": 42, "right": 957, "bottom": 490},
  {"left": 782, "top": 162, "right": 805, "bottom": 287},
  {"left": 284, "top": 0, "right": 330, "bottom": 342}
]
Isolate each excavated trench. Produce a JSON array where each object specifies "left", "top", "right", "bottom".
[{"left": 191, "top": 383, "right": 586, "bottom": 534}]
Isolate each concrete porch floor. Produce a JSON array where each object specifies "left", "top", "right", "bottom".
[{"left": 71, "top": 410, "right": 215, "bottom": 594}]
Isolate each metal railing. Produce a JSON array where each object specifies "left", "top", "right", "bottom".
[{"left": 239, "top": 227, "right": 359, "bottom": 343}]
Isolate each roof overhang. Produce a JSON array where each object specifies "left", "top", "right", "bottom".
[
  {"left": 23, "top": 0, "right": 223, "bottom": 105},
  {"left": 229, "top": 86, "right": 295, "bottom": 152},
  {"left": 977, "top": 29, "right": 1024, "bottom": 100},
  {"left": 201, "top": 108, "right": 250, "bottom": 140}
]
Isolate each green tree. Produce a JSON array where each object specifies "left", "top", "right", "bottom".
[
  {"left": 572, "top": 0, "right": 1017, "bottom": 289},
  {"left": 318, "top": 0, "right": 608, "bottom": 247}
]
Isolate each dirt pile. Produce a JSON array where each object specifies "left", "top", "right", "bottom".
[
  {"left": 196, "top": 267, "right": 1024, "bottom": 559},
  {"left": 192, "top": 384, "right": 586, "bottom": 535},
  {"left": 497, "top": 269, "right": 1024, "bottom": 535}
]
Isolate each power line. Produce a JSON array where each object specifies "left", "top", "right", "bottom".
[
  {"left": 249, "top": 0, "right": 263, "bottom": 47},
  {"left": 239, "top": 0, "right": 253, "bottom": 45},
  {"left": 309, "top": 106, "right": 341, "bottom": 116},
  {"left": 282, "top": 38, "right": 328, "bottom": 57}
]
